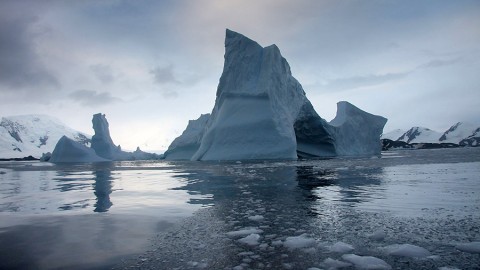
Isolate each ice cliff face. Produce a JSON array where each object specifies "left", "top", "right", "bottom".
[{"left": 165, "top": 29, "right": 387, "bottom": 160}]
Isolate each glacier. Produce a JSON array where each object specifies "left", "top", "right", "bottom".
[{"left": 164, "top": 29, "right": 387, "bottom": 161}]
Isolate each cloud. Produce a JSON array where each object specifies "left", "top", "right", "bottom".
[
  {"left": 322, "top": 72, "right": 410, "bottom": 92},
  {"left": 417, "top": 58, "right": 461, "bottom": 69},
  {"left": 90, "top": 64, "right": 114, "bottom": 84},
  {"left": 68, "top": 90, "right": 121, "bottom": 107},
  {"left": 150, "top": 65, "right": 179, "bottom": 85},
  {"left": 0, "top": 1, "right": 59, "bottom": 92},
  {"left": 150, "top": 64, "right": 180, "bottom": 98}
]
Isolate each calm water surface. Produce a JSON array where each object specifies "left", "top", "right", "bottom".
[{"left": 0, "top": 148, "right": 479, "bottom": 269}]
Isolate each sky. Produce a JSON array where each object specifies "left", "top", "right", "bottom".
[{"left": 1, "top": 0, "right": 479, "bottom": 152}]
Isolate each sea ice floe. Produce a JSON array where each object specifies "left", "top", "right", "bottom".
[
  {"left": 283, "top": 234, "right": 317, "bottom": 250},
  {"left": 455, "top": 241, "right": 480, "bottom": 253},
  {"left": 238, "top": 233, "right": 261, "bottom": 246},
  {"left": 341, "top": 254, "right": 391, "bottom": 270},
  {"left": 438, "top": 267, "right": 461, "bottom": 270},
  {"left": 226, "top": 227, "right": 263, "bottom": 238},
  {"left": 247, "top": 215, "right": 265, "bottom": 221},
  {"left": 322, "top": 257, "right": 352, "bottom": 269},
  {"left": 383, "top": 244, "right": 431, "bottom": 258},
  {"left": 329, "top": 241, "right": 354, "bottom": 253},
  {"left": 367, "top": 230, "right": 386, "bottom": 241}
]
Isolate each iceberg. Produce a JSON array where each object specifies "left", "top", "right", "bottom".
[
  {"left": 165, "top": 29, "right": 387, "bottom": 161},
  {"left": 49, "top": 136, "right": 107, "bottom": 163},
  {"left": 91, "top": 113, "right": 131, "bottom": 160},
  {"left": 163, "top": 114, "right": 210, "bottom": 160},
  {"left": 49, "top": 113, "right": 160, "bottom": 163}
]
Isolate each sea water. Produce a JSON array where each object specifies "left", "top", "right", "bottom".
[{"left": 0, "top": 148, "right": 479, "bottom": 269}]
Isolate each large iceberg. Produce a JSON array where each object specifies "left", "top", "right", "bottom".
[
  {"left": 164, "top": 29, "right": 387, "bottom": 161},
  {"left": 49, "top": 136, "right": 107, "bottom": 163}
]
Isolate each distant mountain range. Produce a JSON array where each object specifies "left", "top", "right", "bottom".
[
  {"left": 382, "top": 122, "right": 480, "bottom": 147},
  {"left": 0, "top": 115, "right": 90, "bottom": 159}
]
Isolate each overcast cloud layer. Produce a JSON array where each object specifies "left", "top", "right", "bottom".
[{"left": 1, "top": 0, "right": 479, "bottom": 151}]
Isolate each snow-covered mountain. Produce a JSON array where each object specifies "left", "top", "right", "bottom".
[
  {"left": 397, "top": 127, "right": 442, "bottom": 144},
  {"left": 382, "top": 122, "right": 480, "bottom": 146},
  {"left": 459, "top": 127, "right": 480, "bottom": 147},
  {"left": 439, "top": 122, "right": 478, "bottom": 144},
  {"left": 381, "top": 129, "right": 406, "bottom": 141},
  {"left": 0, "top": 115, "right": 90, "bottom": 158}
]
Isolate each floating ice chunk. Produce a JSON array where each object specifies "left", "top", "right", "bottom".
[
  {"left": 322, "top": 257, "right": 352, "bottom": 269},
  {"left": 329, "top": 241, "right": 354, "bottom": 253},
  {"left": 341, "top": 254, "right": 391, "bottom": 270},
  {"left": 226, "top": 227, "right": 263, "bottom": 238},
  {"left": 438, "top": 267, "right": 461, "bottom": 270},
  {"left": 307, "top": 268, "right": 322, "bottom": 270},
  {"left": 49, "top": 136, "right": 108, "bottom": 163},
  {"left": 283, "top": 234, "right": 316, "bottom": 250},
  {"left": 238, "top": 233, "right": 261, "bottom": 246},
  {"left": 271, "top": 240, "right": 283, "bottom": 246},
  {"left": 383, "top": 244, "right": 431, "bottom": 258},
  {"left": 455, "top": 241, "right": 480, "bottom": 253},
  {"left": 368, "top": 230, "right": 386, "bottom": 241},
  {"left": 238, "top": 251, "right": 254, "bottom": 256},
  {"left": 248, "top": 215, "right": 264, "bottom": 221}
]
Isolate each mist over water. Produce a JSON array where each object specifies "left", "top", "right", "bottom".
[{"left": 0, "top": 148, "right": 479, "bottom": 269}]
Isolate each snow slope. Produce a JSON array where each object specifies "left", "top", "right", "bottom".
[
  {"left": 0, "top": 115, "right": 90, "bottom": 158},
  {"left": 439, "top": 122, "right": 478, "bottom": 144},
  {"left": 397, "top": 127, "right": 442, "bottom": 144},
  {"left": 381, "top": 129, "right": 406, "bottom": 141}
]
